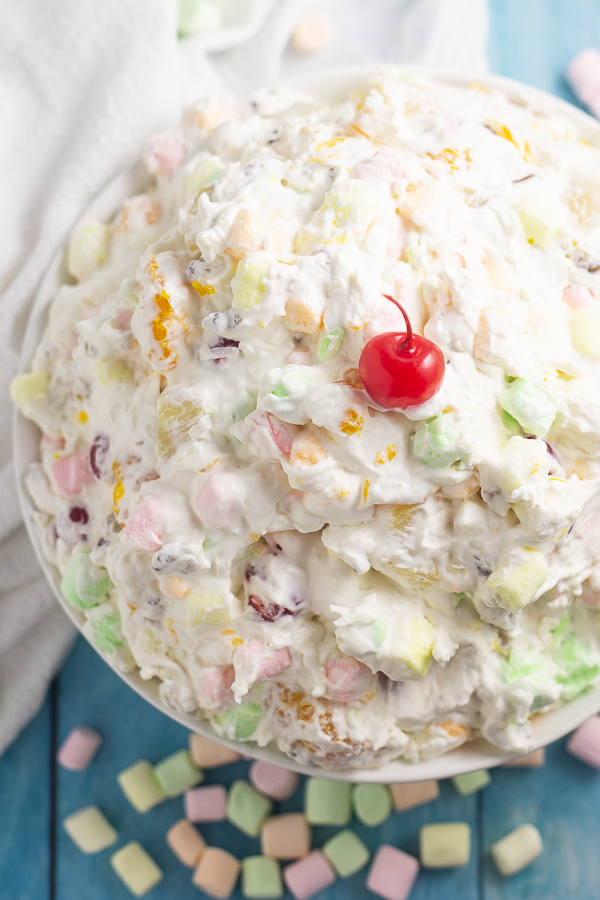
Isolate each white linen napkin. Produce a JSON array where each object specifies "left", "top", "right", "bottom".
[{"left": 0, "top": 0, "right": 488, "bottom": 755}]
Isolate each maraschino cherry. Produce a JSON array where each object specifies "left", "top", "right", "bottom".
[{"left": 359, "top": 294, "right": 445, "bottom": 409}]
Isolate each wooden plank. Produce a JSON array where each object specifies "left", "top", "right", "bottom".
[
  {"left": 489, "top": 0, "right": 600, "bottom": 103},
  {"left": 482, "top": 737, "right": 600, "bottom": 900},
  {"left": 0, "top": 691, "right": 52, "bottom": 900}
]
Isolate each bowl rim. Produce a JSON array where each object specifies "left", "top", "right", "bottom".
[{"left": 14, "top": 63, "right": 600, "bottom": 782}]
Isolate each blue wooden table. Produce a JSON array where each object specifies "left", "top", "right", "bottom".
[{"left": 5, "top": 3, "right": 600, "bottom": 898}]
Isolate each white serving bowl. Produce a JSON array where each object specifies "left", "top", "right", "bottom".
[{"left": 15, "top": 65, "right": 600, "bottom": 782}]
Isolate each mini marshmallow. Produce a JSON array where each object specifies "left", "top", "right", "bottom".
[
  {"left": 154, "top": 749, "right": 203, "bottom": 796},
  {"left": 57, "top": 726, "right": 102, "bottom": 771},
  {"left": 322, "top": 829, "right": 370, "bottom": 877},
  {"left": 110, "top": 842, "right": 163, "bottom": 897},
  {"left": 452, "top": 769, "right": 491, "bottom": 796},
  {"left": 166, "top": 819, "right": 206, "bottom": 867},
  {"left": 420, "top": 822, "right": 471, "bottom": 868},
  {"left": 366, "top": 845, "right": 420, "bottom": 900},
  {"left": 566, "top": 49, "right": 600, "bottom": 117},
  {"left": 250, "top": 760, "right": 300, "bottom": 800},
  {"left": 352, "top": 783, "right": 392, "bottom": 827},
  {"left": 227, "top": 780, "right": 273, "bottom": 836},
  {"left": 290, "top": 15, "right": 331, "bottom": 54},
  {"left": 304, "top": 777, "right": 351, "bottom": 826},
  {"left": 490, "top": 823, "right": 543, "bottom": 876},
  {"left": 502, "top": 748, "right": 545, "bottom": 768},
  {"left": 117, "top": 760, "right": 166, "bottom": 813},
  {"left": 63, "top": 806, "right": 117, "bottom": 854},
  {"left": 261, "top": 813, "right": 311, "bottom": 859},
  {"left": 185, "top": 784, "right": 227, "bottom": 822},
  {"left": 242, "top": 855, "right": 284, "bottom": 899},
  {"left": 193, "top": 846, "right": 240, "bottom": 898},
  {"left": 567, "top": 715, "right": 600, "bottom": 768},
  {"left": 189, "top": 733, "right": 240, "bottom": 768},
  {"left": 390, "top": 780, "right": 439, "bottom": 812},
  {"left": 283, "top": 851, "right": 336, "bottom": 900}
]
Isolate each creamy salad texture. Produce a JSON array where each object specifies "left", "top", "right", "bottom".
[{"left": 13, "top": 73, "right": 600, "bottom": 767}]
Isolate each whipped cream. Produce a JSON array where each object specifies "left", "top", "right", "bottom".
[{"left": 14, "top": 73, "right": 600, "bottom": 767}]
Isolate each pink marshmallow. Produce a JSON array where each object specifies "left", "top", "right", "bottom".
[
  {"left": 566, "top": 48, "right": 600, "bottom": 114},
  {"left": 52, "top": 451, "right": 94, "bottom": 496},
  {"left": 567, "top": 715, "right": 600, "bottom": 768},
  {"left": 283, "top": 851, "right": 336, "bottom": 900},
  {"left": 324, "top": 655, "right": 372, "bottom": 702},
  {"left": 366, "top": 845, "right": 420, "bottom": 900},
  {"left": 123, "top": 496, "right": 164, "bottom": 552},
  {"left": 562, "top": 284, "right": 593, "bottom": 310},
  {"left": 249, "top": 761, "right": 300, "bottom": 801},
  {"left": 194, "top": 473, "right": 236, "bottom": 529},
  {"left": 193, "top": 665, "right": 235, "bottom": 711},
  {"left": 145, "top": 131, "right": 187, "bottom": 177},
  {"left": 184, "top": 784, "right": 227, "bottom": 822},
  {"left": 57, "top": 726, "right": 102, "bottom": 771},
  {"left": 256, "top": 647, "right": 292, "bottom": 682}
]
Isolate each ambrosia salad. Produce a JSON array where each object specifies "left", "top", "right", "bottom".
[{"left": 13, "top": 73, "right": 600, "bottom": 767}]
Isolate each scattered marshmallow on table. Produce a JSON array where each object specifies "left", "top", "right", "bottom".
[
  {"left": 154, "top": 749, "right": 203, "bottom": 797},
  {"left": 566, "top": 49, "right": 600, "bottom": 118},
  {"left": 420, "top": 822, "right": 471, "bottom": 868},
  {"left": 283, "top": 850, "right": 336, "bottom": 900},
  {"left": 452, "top": 769, "right": 491, "bottom": 796},
  {"left": 322, "top": 829, "right": 370, "bottom": 877},
  {"left": 290, "top": 15, "right": 332, "bottom": 54},
  {"left": 63, "top": 806, "right": 117, "bottom": 854},
  {"left": 166, "top": 818, "right": 206, "bottom": 867},
  {"left": 261, "top": 813, "right": 311, "bottom": 859},
  {"left": 353, "top": 783, "right": 392, "bottom": 826},
  {"left": 57, "top": 726, "right": 102, "bottom": 770},
  {"left": 242, "top": 855, "right": 284, "bottom": 899},
  {"left": 490, "top": 824, "right": 543, "bottom": 876},
  {"left": 566, "top": 716, "right": 600, "bottom": 768},
  {"left": 227, "top": 779, "right": 273, "bottom": 837},
  {"left": 502, "top": 748, "right": 545, "bottom": 768},
  {"left": 117, "top": 760, "right": 166, "bottom": 813},
  {"left": 193, "top": 846, "right": 240, "bottom": 899},
  {"left": 390, "top": 780, "right": 440, "bottom": 812},
  {"left": 189, "top": 733, "right": 240, "bottom": 769},
  {"left": 250, "top": 760, "right": 300, "bottom": 800},
  {"left": 366, "top": 845, "right": 420, "bottom": 900},
  {"left": 304, "top": 777, "right": 352, "bottom": 826},
  {"left": 110, "top": 841, "right": 163, "bottom": 897},
  {"left": 185, "top": 784, "right": 227, "bottom": 822}
]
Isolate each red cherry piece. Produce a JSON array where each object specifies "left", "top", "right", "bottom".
[
  {"left": 359, "top": 295, "right": 445, "bottom": 409},
  {"left": 247, "top": 594, "right": 292, "bottom": 622}
]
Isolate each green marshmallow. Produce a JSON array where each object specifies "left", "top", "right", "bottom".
[
  {"left": 305, "top": 778, "right": 352, "bottom": 826},
  {"left": 318, "top": 327, "right": 344, "bottom": 360},
  {"left": 413, "top": 413, "right": 463, "bottom": 467},
  {"left": 515, "top": 196, "right": 559, "bottom": 248},
  {"left": 420, "top": 822, "right": 471, "bottom": 868},
  {"left": 500, "top": 378, "right": 556, "bottom": 437},
  {"left": 61, "top": 553, "right": 113, "bottom": 610},
  {"left": 227, "top": 781, "right": 273, "bottom": 837},
  {"left": 153, "top": 750, "right": 203, "bottom": 797},
  {"left": 322, "top": 830, "right": 370, "bottom": 877},
  {"left": 219, "top": 703, "right": 262, "bottom": 740},
  {"left": 178, "top": 0, "right": 225, "bottom": 37},
  {"left": 352, "top": 783, "right": 392, "bottom": 827},
  {"left": 502, "top": 650, "right": 545, "bottom": 684},
  {"left": 117, "top": 761, "right": 166, "bottom": 813},
  {"left": 242, "top": 856, "right": 283, "bottom": 899},
  {"left": 553, "top": 634, "right": 599, "bottom": 700},
  {"left": 452, "top": 769, "right": 491, "bottom": 796},
  {"left": 91, "top": 614, "right": 123, "bottom": 654}
]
